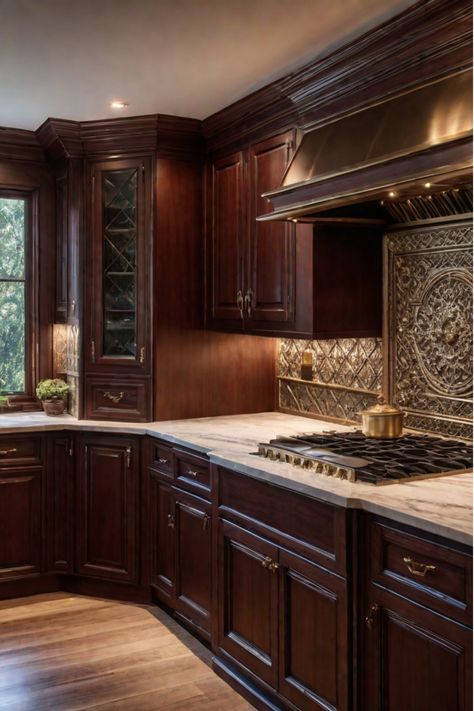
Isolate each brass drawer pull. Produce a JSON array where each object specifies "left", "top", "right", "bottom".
[
  {"left": 158, "top": 457, "right": 169, "bottom": 465},
  {"left": 365, "top": 602, "right": 379, "bottom": 629},
  {"left": 237, "top": 290, "right": 244, "bottom": 319},
  {"left": 103, "top": 391, "right": 124, "bottom": 403},
  {"left": 0, "top": 448, "right": 17, "bottom": 456},
  {"left": 244, "top": 288, "right": 253, "bottom": 318},
  {"left": 186, "top": 469, "right": 199, "bottom": 478},
  {"left": 202, "top": 514, "right": 210, "bottom": 531},
  {"left": 403, "top": 556, "right": 437, "bottom": 577},
  {"left": 167, "top": 514, "right": 175, "bottom": 529}
]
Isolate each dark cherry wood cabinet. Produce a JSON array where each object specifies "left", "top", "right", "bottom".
[
  {"left": 361, "top": 516, "right": 473, "bottom": 711},
  {"left": 0, "top": 468, "right": 43, "bottom": 581},
  {"left": 147, "top": 440, "right": 213, "bottom": 639},
  {"left": 149, "top": 472, "right": 176, "bottom": 604},
  {"left": 0, "top": 435, "right": 45, "bottom": 582},
  {"left": 76, "top": 434, "right": 139, "bottom": 583},
  {"left": 46, "top": 434, "right": 74, "bottom": 573},
  {"left": 206, "top": 131, "right": 297, "bottom": 335},
  {"left": 278, "top": 549, "right": 348, "bottom": 711},
  {"left": 174, "top": 488, "right": 212, "bottom": 637},
  {"left": 363, "top": 585, "right": 472, "bottom": 711},
  {"left": 84, "top": 155, "right": 153, "bottom": 421},
  {"left": 218, "top": 520, "right": 279, "bottom": 687}
]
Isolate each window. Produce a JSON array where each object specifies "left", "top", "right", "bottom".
[{"left": 0, "top": 196, "right": 27, "bottom": 394}]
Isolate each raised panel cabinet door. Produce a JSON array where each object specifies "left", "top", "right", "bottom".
[
  {"left": 0, "top": 469, "right": 42, "bottom": 580},
  {"left": 46, "top": 435, "right": 74, "bottom": 573},
  {"left": 218, "top": 519, "right": 279, "bottom": 688},
  {"left": 246, "top": 131, "right": 296, "bottom": 327},
  {"left": 174, "top": 490, "right": 212, "bottom": 636},
  {"left": 149, "top": 472, "right": 176, "bottom": 603},
  {"left": 77, "top": 437, "right": 138, "bottom": 583},
  {"left": 208, "top": 152, "right": 245, "bottom": 326},
  {"left": 278, "top": 549, "right": 348, "bottom": 711},
  {"left": 87, "top": 156, "right": 152, "bottom": 373},
  {"left": 363, "top": 586, "right": 472, "bottom": 711}
]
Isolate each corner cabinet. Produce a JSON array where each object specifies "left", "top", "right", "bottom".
[
  {"left": 84, "top": 156, "right": 153, "bottom": 421},
  {"left": 206, "top": 131, "right": 297, "bottom": 334}
]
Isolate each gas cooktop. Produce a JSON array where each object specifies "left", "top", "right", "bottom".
[{"left": 257, "top": 431, "right": 473, "bottom": 485}]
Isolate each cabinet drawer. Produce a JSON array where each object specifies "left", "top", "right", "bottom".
[
  {"left": 0, "top": 436, "right": 43, "bottom": 467},
  {"left": 175, "top": 449, "right": 210, "bottom": 496},
  {"left": 85, "top": 378, "right": 150, "bottom": 421},
  {"left": 149, "top": 440, "right": 174, "bottom": 479},
  {"left": 369, "top": 519, "right": 472, "bottom": 626},
  {"left": 218, "top": 467, "right": 347, "bottom": 575}
]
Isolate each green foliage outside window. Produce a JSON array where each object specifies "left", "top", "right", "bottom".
[{"left": 0, "top": 197, "right": 26, "bottom": 393}]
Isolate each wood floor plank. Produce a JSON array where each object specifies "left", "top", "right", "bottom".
[{"left": 0, "top": 593, "right": 254, "bottom": 711}]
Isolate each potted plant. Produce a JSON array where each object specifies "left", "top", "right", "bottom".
[{"left": 36, "top": 378, "right": 69, "bottom": 416}]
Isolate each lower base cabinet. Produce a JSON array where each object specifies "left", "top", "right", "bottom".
[
  {"left": 218, "top": 519, "right": 348, "bottom": 710},
  {"left": 149, "top": 468, "right": 212, "bottom": 638},
  {"left": 362, "top": 585, "right": 472, "bottom": 711}
]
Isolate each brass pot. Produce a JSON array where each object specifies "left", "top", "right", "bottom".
[{"left": 358, "top": 396, "right": 405, "bottom": 439}]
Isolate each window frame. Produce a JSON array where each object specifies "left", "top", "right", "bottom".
[{"left": 0, "top": 188, "right": 37, "bottom": 397}]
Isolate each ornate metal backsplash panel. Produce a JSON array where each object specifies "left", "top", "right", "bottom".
[
  {"left": 278, "top": 338, "right": 383, "bottom": 423},
  {"left": 385, "top": 219, "right": 473, "bottom": 439}
]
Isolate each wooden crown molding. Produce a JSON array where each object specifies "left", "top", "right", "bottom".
[
  {"left": 37, "top": 114, "right": 204, "bottom": 163},
  {"left": 0, "top": 127, "right": 46, "bottom": 163},
  {"left": 203, "top": 0, "right": 472, "bottom": 153}
]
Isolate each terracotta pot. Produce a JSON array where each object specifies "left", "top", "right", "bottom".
[{"left": 42, "top": 399, "right": 66, "bottom": 416}]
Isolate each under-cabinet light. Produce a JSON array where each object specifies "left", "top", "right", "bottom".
[{"left": 110, "top": 100, "right": 129, "bottom": 109}]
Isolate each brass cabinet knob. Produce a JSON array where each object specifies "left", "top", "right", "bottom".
[
  {"left": 236, "top": 290, "right": 244, "bottom": 319},
  {"left": 365, "top": 602, "right": 379, "bottom": 629},
  {"left": 261, "top": 556, "right": 279, "bottom": 573},
  {"left": 167, "top": 514, "right": 175, "bottom": 529}
]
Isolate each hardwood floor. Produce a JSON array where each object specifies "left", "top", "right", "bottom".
[{"left": 0, "top": 593, "right": 253, "bottom": 710}]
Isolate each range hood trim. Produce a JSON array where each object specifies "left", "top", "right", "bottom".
[{"left": 260, "top": 68, "right": 473, "bottom": 221}]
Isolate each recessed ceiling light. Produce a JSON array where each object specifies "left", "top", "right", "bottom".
[
  {"left": 110, "top": 100, "right": 129, "bottom": 109},
  {"left": 388, "top": 191, "right": 396, "bottom": 198}
]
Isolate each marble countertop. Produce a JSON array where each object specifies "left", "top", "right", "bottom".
[{"left": 0, "top": 411, "right": 471, "bottom": 545}]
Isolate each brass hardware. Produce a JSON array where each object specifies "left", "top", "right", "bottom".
[
  {"left": 244, "top": 288, "right": 253, "bottom": 318},
  {"left": 186, "top": 469, "right": 198, "bottom": 478},
  {"left": 261, "top": 556, "right": 279, "bottom": 572},
  {"left": 103, "top": 391, "right": 124, "bottom": 404},
  {"left": 125, "top": 446, "right": 131, "bottom": 468},
  {"left": 91, "top": 340, "right": 95, "bottom": 363},
  {"left": 403, "top": 556, "right": 437, "bottom": 577},
  {"left": 365, "top": 603, "right": 379, "bottom": 629},
  {"left": 70, "top": 299, "right": 76, "bottom": 315},
  {"left": 358, "top": 395, "right": 405, "bottom": 439},
  {"left": 237, "top": 290, "right": 244, "bottom": 319},
  {"left": 202, "top": 514, "right": 210, "bottom": 531},
  {"left": 139, "top": 346, "right": 145, "bottom": 364},
  {"left": 167, "top": 513, "right": 175, "bottom": 528},
  {"left": 0, "top": 448, "right": 17, "bottom": 456},
  {"left": 158, "top": 457, "right": 169, "bottom": 465}
]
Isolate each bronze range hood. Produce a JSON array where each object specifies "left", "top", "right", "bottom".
[{"left": 259, "top": 69, "right": 473, "bottom": 222}]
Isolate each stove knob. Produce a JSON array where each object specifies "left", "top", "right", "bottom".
[
  {"left": 336, "top": 467, "right": 347, "bottom": 480},
  {"left": 315, "top": 461, "right": 324, "bottom": 473}
]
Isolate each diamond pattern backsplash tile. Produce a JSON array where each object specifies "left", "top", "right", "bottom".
[{"left": 278, "top": 338, "right": 383, "bottom": 423}]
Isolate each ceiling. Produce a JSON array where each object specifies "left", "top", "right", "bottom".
[{"left": 1, "top": 0, "right": 417, "bottom": 131}]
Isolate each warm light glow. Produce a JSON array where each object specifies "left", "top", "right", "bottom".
[
  {"left": 292, "top": 218, "right": 298, "bottom": 223},
  {"left": 110, "top": 100, "right": 129, "bottom": 109},
  {"left": 389, "top": 191, "right": 396, "bottom": 198},
  {"left": 424, "top": 182, "right": 431, "bottom": 188}
]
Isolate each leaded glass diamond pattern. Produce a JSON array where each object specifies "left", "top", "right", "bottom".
[{"left": 102, "top": 169, "right": 138, "bottom": 357}]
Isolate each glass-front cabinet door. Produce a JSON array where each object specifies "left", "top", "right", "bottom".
[{"left": 87, "top": 156, "right": 151, "bottom": 373}]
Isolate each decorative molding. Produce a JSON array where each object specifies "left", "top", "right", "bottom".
[
  {"left": 0, "top": 127, "right": 46, "bottom": 163},
  {"left": 385, "top": 219, "right": 473, "bottom": 438},
  {"left": 37, "top": 115, "right": 204, "bottom": 163},
  {"left": 203, "top": 0, "right": 472, "bottom": 153}
]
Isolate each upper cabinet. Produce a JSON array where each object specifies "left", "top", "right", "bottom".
[
  {"left": 84, "top": 156, "right": 153, "bottom": 421},
  {"left": 205, "top": 130, "right": 382, "bottom": 338},
  {"left": 206, "top": 130, "right": 297, "bottom": 334}
]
